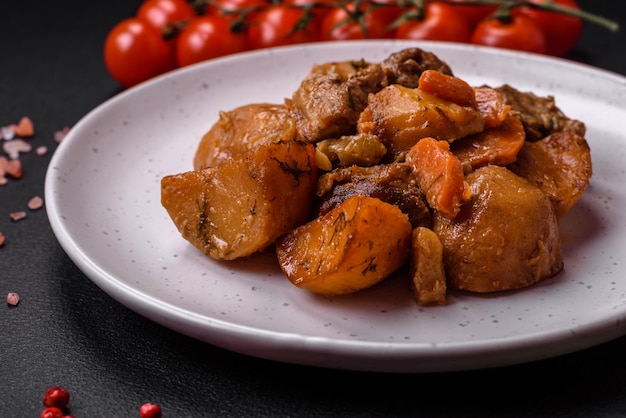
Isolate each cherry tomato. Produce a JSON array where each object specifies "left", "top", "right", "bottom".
[
  {"left": 137, "top": 0, "right": 197, "bottom": 32},
  {"left": 395, "top": 2, "right": 472, "bottom": 43},
  {"left": 448, "top": 0, "right": 497, "bottom": 28},
  {"left": 471, "top": 15, "right": 548, "bottom": 55},
  {"left": 247, "top": 5, "right": 319, "bottom": 49},
  {"left": 320, "top": 3, "right": 394, "bottom": 41},
  {"left": 176, "top": 16, "right": 248, "bottom": 67},
  {"left": 282, "top": 0, "right": 336, "bottom": 33},
  {"left": 104, "top": 18, "right": 177, "bottom": 88},
  {"left": 368, "top": 0, "right": 404, "bottom": 37},
  {"left": 205, "top": 0, "right": 269, "bottom": 17},
  {"left": 513, "top": 0, "right": 583, "bottom": 56}
]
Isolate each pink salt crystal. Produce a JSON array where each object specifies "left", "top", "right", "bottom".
[
  {"left": 1, "top": 126, "right": 15, "bottom": 140},
  {"left": 3, "top": 139, "right": 32, "bottom": 159},
  {"left": 0, "top": 232, "right": 4, "bottom": 246},
  {"left": 35, "top": 146, "right": 48, "bottom": 156},
  {"left": 4, "top": 159, "right": 22, "bottom": 178},
  {"left": 14, "top": 116, "right": 34, "bottom": 137},
  {"left": 0, "top": 157, "right": 8, "bottom": 185},
  {"left": 54, "top": 126, "right": 70, "bottom": 143},
  {"left": 9, "top": 211, "right": 26, "bottom": 221},
  {"left": 7, "top": 292, "right": 20, "bottom": 306},
  {"left": 28, "top": 196, "right": 43, "bottom": 210}
]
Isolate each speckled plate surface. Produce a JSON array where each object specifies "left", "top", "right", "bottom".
[{"left": 45, "top": 40, "right": 626, "bottom": 373}]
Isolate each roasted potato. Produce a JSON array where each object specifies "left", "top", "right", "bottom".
[
  {"left": 193, "top": 103, "right": 295, "bottom": 170},
  {"left": 276, "top": 195, "right": 412, "bottom": 296},
  {"left": 434, "top": 165, "right": 563, "bottom": 293},
  {"left": 162, "top": 141, "right": 318, "bottom": 260},
  {"left": 357, "top": 84, "right": 485, "bottom": 160}
]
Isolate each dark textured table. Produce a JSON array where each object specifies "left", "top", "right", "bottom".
[{"left": 2, "top": 1, "right": 626, "bottom": 416}]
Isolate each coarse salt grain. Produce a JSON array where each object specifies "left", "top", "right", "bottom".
[
  {"left": 14, "top": 116, "right": 34, "bottom": 137},
  {"left": 0, "top": 159, "right": 5, "bottom": 186},
  {"left": 10, "top": 211, "right": 26, "bottom": 221},
  {"left": 2, "top": 158, "right": 22, "bottom": 179},
  {"left": 7, "top": 292, "right": 19, "bottom": 306},
  {"left": 36, "top": 146, "right": 48, "bottom": 156},
  {"left": 3, "top": 138, "right": 32, "bottom": 159},
  {"left": 54, "top": 126, "right": 70, "bottom": 143},
  {"left": 28, "top": 196, "right": 43, "bottom": 210},
  {"left": 0, "top": 232, "right": 5, "bottom": 246},
  {"left": 1, "top": 126, "right": 15, "bottom": 140}
]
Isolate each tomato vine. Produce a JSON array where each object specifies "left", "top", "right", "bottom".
[{"left": 103, "top": 0, "right": 619, "bottom": 87}]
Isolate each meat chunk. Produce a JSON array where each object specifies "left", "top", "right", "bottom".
[
  {"left": 288, "top": 47, "right": 457, "bottom": 144},
  {"left": 381, "top": 47, "right": 454, "bottom": 88},
  {"left": 193, "top": 103, "right": 295, "bottom": 170},
  {"left": 410, "top": 227, "right": 447, "bottom": 306},
  {"left": 495, "top": 84, "right": 586, "bottom": 141},
  {"left": 315, "top": 163, "right": 432, "bottom": 229},
  {"left": 508, "top": 130, "right": 592, "bottom": 218},
  {"left": 287, "top": 60, "right": 386, "bottom": 143},
  {"left": 434, "top": 165, "right": 563, "bottom": 293}
]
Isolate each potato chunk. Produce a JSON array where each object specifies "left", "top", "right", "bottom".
[
  {"left": 162, "top": 141, "right": 318, "bottom": 260},
  {"left": 357, "top": 84, "right": 484, "bottom": 160},
  {"left": 193, "top": 103, "right": 295, "bottom": 170},
  {"left": 410, "top": 227, "right": 447, "bottom": 306},
  {"left": 276, "top": 195, "right": 412, "bottom": 296},
  {"left": 434, "top": 165, "right": 563, "bottom": 293}
]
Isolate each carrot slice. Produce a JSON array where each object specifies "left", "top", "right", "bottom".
[
  {"left": 418, "top": 69, "right": 477, "bottom": 108},
  {"left": 406, "top": 137, "right": 471, "bottom": 219},
  {"left": 474, "top": 86, "right": 510, "bottom": 128},
  {"left": 451, "top": 114, "right": 526, "bottom": 170}
]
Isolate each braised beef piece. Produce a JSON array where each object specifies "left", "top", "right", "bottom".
[
  {"left": 380, "top": 48, "right": 453, "bottom": 88},
  {"left": 288, "top": 60, "right": 386, "bottom": 143},
  {"left": 495, "top": 84, "right": 586, "bottom": 141},
  {"left": 315, "top": 163, "right": 432, "bottom": 229}
]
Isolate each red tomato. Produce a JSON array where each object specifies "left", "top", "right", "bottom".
[
  {"left": 137, "top": 0, "right": 197, "bottom": 32},
  {"left": 247, "top": 5, "right": 319, "bottom": 49},
  {"left": 282, "top": 0, "right": 336, "bottom": 32},
  {"left": 513, "top": 0, "right": 583, "bottom": 56},
  {"left": 448, "top": 0, "right": 497, "bottom": 28},
  {"left": 471, "top": 15, "right": 548, "bottom": 55},
  {"left": 320, "top": 3, "right": 394, "bottom": 41},
  {"left": 368, "top": 0, "right": 404, "bottom": 37},
  {"left": 104, "top": 18, "right": 177, "bottom": 88},
  {"left": 176, "top": 16, "right": 248, "bottom": 67},
  {"left": 205, "top": 0, "right": 269, "bottom": 17},
  {"left": 395, "top": 2, "right": 472, "bottom": 43}
]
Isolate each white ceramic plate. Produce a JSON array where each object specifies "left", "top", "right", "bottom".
[{"left": 45, "top": 40, "right": 626, "bottom": 373}]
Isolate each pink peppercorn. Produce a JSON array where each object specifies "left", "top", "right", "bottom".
[
  {"left": 40, "top": 407, "right": 64, "bottom": 418},
  {"left": 43, "top": 386, "right": 70, "bottom": 409},
  {"left": 140, "top": 402, "right": 163, "bottom": 418}
]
